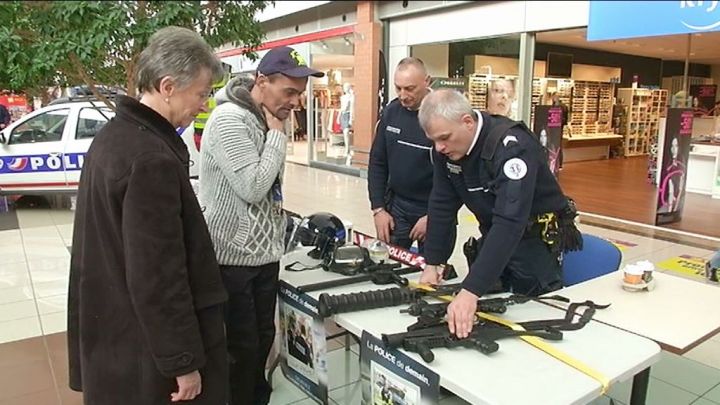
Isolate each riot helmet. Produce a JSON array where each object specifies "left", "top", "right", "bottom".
[{"left": 288, "top": 212, "right": 347, "bottom": 260}]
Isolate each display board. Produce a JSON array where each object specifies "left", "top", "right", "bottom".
[
  {"left": 278, "top": 282, "right": 330, "bottom": 404},
  {"left": 656, "top": 108, "right": 694, "bottom": 225},
  {"left": 360, "top": 331, "right": 441, "bottom": 405},
  {"left": 533, "top": 105, "right": 564, "bottom": 176}
]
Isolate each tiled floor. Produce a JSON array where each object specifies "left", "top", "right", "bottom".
[{"left": 0, "top": 163, "right": 719, "bottom": 404}]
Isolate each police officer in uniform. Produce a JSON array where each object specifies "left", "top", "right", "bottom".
[
  {"left": 418, "top": 89, "right": 582, "bottom": 338},
  {"left": 368, "top": 57, "right": 456, "bottom": 252},
  {"left": 193, "top": 63, "right": 231, "bottom": 147}
]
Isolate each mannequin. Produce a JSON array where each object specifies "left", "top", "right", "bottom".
[{"left": 337, "top": 83, "right": 354, "bottom": 159}]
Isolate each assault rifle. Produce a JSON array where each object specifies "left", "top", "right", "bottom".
[
  {"left": 299, "top": 264, "right": 458, "bottom": 295},
  {"left": 401, "top": 294, "right": 571, "bottom": 323},
  {"left": 381, "top": 299, "right": 609, "bottom": 363}
]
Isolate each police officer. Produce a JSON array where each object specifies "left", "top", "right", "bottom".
[
  {"left": 193, "top": 64, "right": 230, "bottom": 146},
  {"left": 418, "top": 89, "right": 582, "bottom": 338},
  {"left": 368, "top": 57, "right": 456, "bottom": 252}
]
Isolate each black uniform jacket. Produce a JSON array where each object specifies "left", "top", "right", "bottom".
[
  {"left": 368, "top": 98, "right": 435, "bottom": 209},
  {"left": 424, "top": 111, "right": 568, "bottom": 296}
]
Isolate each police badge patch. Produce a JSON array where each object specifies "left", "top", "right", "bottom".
[{"left": 503, "top": 158, "right": 527, "bottom": 180}]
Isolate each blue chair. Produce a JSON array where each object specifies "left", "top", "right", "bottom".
[{"left": 562, "top": 233, "right": 622, "bottom": 286}]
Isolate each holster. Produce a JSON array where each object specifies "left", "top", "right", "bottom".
[
  {"left": 556, "top": 198, "right": 583, "bottom": 253},
  {"left": 463, "top": 236, "right": 505, "bottom": 294},
  {"left": 527, "top": 198, "right": 583, "bottom": 254}
]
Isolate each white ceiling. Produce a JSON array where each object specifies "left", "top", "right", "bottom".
[{"left": 537, "top": 28, "right": 720, "bottom": 66}]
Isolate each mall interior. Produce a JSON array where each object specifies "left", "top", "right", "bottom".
[{"left": 1, "top": 1, "right": 720, "bottom": 404}]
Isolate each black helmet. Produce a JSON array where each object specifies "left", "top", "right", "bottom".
[{"left": 288, "top": 212, "right": 346, "bottom": 260}]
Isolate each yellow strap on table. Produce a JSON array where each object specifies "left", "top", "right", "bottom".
[{"left": 409, "top": 282, "right": 611, "bottom": 394}]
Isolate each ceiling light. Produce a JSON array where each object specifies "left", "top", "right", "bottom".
[
  {"left": 320, "top": 40, "right": 328, "bottom": 49},
  {"left": 343, "top": 36, "right": 352, "bottom": 46}
]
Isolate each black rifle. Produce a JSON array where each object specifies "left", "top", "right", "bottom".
[
  {"left": 317, "top": 283, "right": 464, "bottom": 318},
  {"left": 381, "top": 300, "right": 607, "bottom": 363},
  {"left": 382, "top": 320, "right": 563, "bottom": 363},
  {"left": 299, "top": 263, "right": 457, "bottom": 295},
  {"left": 400, "top": 294, "right": 571, "bottom": 322},
  {"left": 297, "top": 263, "right": 409, "bottom": 293}
]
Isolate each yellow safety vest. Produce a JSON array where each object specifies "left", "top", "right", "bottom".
[
  {"left": 194, "top": 74, "right": 228, "bottom": 134},
  {"left": 194, "top": 97, "right": 217, "bottom": 132}
]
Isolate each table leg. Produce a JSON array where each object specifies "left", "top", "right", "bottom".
[{"left": 630, "top": 367, "right": 651, "bottom": 405}]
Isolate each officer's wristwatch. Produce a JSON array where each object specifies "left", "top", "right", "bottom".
[{"left": 372, "top": 207, "right": 385, "bottom": 216}]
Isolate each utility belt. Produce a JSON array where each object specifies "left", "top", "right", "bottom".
[
  {"left": 466, "top": 199, "right": 583, "bottom": 266},
  {"left": 525, "top": 199, "right": 583, "bottom": 254}
]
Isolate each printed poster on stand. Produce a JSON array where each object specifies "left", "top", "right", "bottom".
[
  {"left": 689, "top": 84, "right": 717, "bottom": 117},
  {"left": 278, "top": 281, "right": 329, "bottom": 404},
  {"left": 533, "top": 105, "right": 564, "bottom": 176},
  {"left": 360, "top": 331, "right": 441, "bottom": 405},
  {"left": 656, "top": 108, "right": 693, "bottom": 225}
]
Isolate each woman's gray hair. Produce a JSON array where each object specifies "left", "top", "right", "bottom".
[
  {"left": 418, "top": 89, "right": 475, "bottom": 131},
  {"left": 136, "top": 26, "right": 225, "bottom": 93}
]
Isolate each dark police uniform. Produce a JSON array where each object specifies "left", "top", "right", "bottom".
[
  {"left": 424, "top": 111, "right": 577, "bottom": 297},
  {"left": 368, "top": 98, "right": 457, "bottom": 252}
]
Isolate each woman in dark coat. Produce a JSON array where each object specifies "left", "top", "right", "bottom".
[{"left": 67, "top": 26, "right": 228, "bottom": 404}]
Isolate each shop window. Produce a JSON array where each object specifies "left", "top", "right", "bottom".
[
  {"left": 9, "top": 108, "right": 70, "bottom": 145},
  {"left": 303, "top": 35, "right": 355, "bottom": 167}
]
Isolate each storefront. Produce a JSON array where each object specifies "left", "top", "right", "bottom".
[
  {"left": 212, "top": 2, "right": 372, "bottom": 175},
  {"left": 224, "top": 34, "right": 358, "bottom": 168},
  {"left": 382, "top": 0, "right": 720, "bottom": 238}
]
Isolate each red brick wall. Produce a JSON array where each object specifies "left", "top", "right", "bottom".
[{"left": 351, "top": 1, "right": 381, "bottom": 168}]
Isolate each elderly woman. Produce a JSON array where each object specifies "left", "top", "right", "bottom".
[{"left": 67, "top": 26, "right": 228, "bottom": 404}]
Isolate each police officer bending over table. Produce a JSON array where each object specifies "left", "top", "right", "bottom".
[{"left": 418, "top": 89, "right": 582, "bottom": 338}]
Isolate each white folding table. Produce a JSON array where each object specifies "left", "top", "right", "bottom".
[
  {"left": 552, "top": 270, "right": 720, "bottom": 354},
  {"left": 275, "top": 249, "right": 661, "bottom": 405}
]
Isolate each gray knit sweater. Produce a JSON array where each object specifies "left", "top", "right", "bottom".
[{"left": 199, "top": 75, "right": 287, "bottom": 267}]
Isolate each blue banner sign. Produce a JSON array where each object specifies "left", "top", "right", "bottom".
[{"left": 588, "top": 1, "right": 720, "bottom": 41}]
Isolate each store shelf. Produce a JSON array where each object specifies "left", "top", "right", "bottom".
[{"left": 617, "top": 88, "right": 666, "bottom": 158}]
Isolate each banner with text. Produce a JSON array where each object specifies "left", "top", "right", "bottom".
[
  {"left": 360, "top": 331, "right": 440, "bottom": 405},
  {"left": 533, "top": 105, "right": 564, "bottom": 177},
  {"left": 278, "top": 281, "right": 329, "bottom": 404},
  {"left": 352, "top": 230, "right": 427, "bottom": 269}
]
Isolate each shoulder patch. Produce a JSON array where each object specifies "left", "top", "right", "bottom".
[
  {"left": 502, "top": 135, "right": 518, "bottom": 147},
  {"left": 503, "top": 158, "right": 527, "bottom": 180}
]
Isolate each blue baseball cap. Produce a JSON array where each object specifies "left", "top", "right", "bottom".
[{"left": 257, "top": 46, "right": 324, "bottom": 78}]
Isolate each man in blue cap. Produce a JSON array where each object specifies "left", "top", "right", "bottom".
[{"left": 199, "top": 46, "right": 323, "bottom": 405}]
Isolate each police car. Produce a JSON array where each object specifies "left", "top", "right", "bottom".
[{"left": 0, "top": 97, "right": 199, "bottom": 195}]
